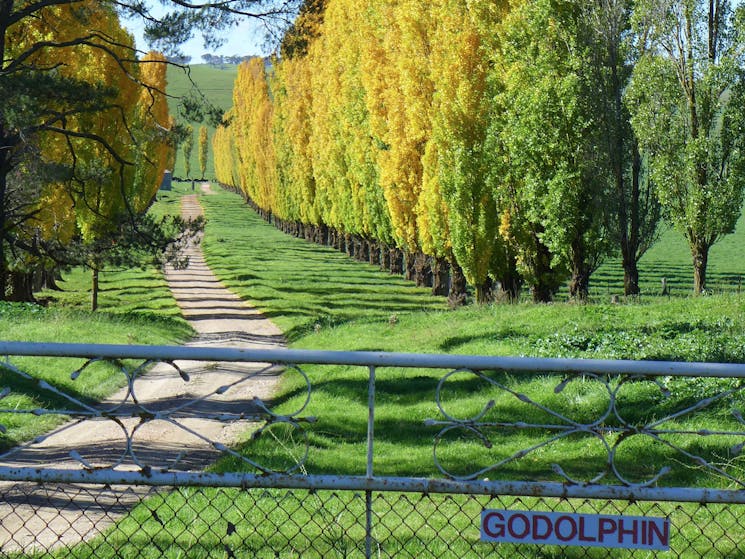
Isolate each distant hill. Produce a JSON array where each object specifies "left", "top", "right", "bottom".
[{"left": 166, "top": 63, "right": 239, "bottom": 180}]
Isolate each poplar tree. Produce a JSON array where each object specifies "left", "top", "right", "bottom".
[
  {"left": 233, "top": 58, "right": 277, "bottom": 211},
  {"left": 585, "top": 0, "right": 662, "bottom": 296},
  {"left": 198, "top": 125, "right": 209, "bottom": 179},
  {"left": 272, "top": 56, "right": 315, "bottom": 226},
  {"left": 213, "top": 112, "right": 239, "bottom": 188},
  {"left": 182, "top": 126, "right": 195, "bottom": 178},
  {"left": 497, "top": 0, "right": 615, "bottom": 302},
  {"left": 361, "top": 0, "right": 425, "bottom": 268},
  {"left": 626, "top": 0, "right": 745, "bottom": 294},
  {"left": 430, "top": 0, "right": 510, "bottom": 303}
]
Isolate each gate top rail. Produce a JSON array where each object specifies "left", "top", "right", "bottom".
[{"left": 1, "top": 340, "right": 744, "bottom": 377}]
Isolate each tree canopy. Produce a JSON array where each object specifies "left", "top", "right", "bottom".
[{"left": 0, "top": 0, "right": 299, "bottom": 302}]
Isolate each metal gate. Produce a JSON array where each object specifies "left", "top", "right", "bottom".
[{"left": 1, "top": 341, "right": 745, "bottom": 557}]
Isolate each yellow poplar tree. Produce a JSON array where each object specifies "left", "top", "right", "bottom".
[
  {"left": 132, "top": 51, "right": 171, "bottom": 209},
  {"left": 430, "top": 0, "right": 513, "bottom": 303},
  {"left": 307, "top": 2, "right": 351, "bottom": 234},
  {"left": 361, "top": 0, "right": 423, "bottom": 254},
  {"left": 232, "top": 58, "right": 276, "bottom": 211},
  {"left": 182, "top": 125, "right": 194, "bottom": 178},
  {"left": 271, "top": 57, "right": 304, "bottom": 223},
  {"left": 198, "top": 125, "right": 209, "bottom": 179},
  {"left": 316, "top": 0, "right": 390, "bottom": 248},
  {"left": 213, "top": 111, "right": 239, "bottom": 187}
]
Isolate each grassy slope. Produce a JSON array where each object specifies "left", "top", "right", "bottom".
[{"left": 166, "top": 64, "right": 238, "bottom": 180}]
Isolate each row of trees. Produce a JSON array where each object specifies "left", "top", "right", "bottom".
[
  {"left": 201, "top": 54, "right": 257, "bottom": 66},
  {"left": 179, "top": 125, "right": 211, "bottom": 179},
  {"left": 214, "top": 0, "right": 745, "bottom": 302},
  {"left": 0, "top": 1, "right": 190, "bottom": 306}
]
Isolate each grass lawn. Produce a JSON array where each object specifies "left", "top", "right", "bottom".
[
  {"left": 59, "top": 185, "right": 745, "bottom": 559},
  {"left": 192, "top": 187, "right": 745, "bottom": 490}
]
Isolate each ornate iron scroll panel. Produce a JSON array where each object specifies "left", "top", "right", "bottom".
[{"left": 2, "top": 342, "right": 745, "bottom": 504}]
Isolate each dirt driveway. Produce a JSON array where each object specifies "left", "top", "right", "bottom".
[{"left": 0, "top": 191, "right": 286, "bottom": 553}]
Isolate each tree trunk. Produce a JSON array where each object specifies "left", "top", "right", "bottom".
[
  {"left": 623, "top": 261, "right": 640, "bottom": 297},
  {"left": 475, "top": 277, "right": 494, "bottom": 305},
  {"left": 0, "top": 161, "right": 6, "bottom": 301},
  {"left": 356, "top": 236, "right": 369, "bottom": 262},
  {"left": 380, "top": 245, "right": 391, "bottom": 271},
  {"left": 345, "top": 234, "right": 354, "bottom": 257},
  {"left": 622, "top": 143, "right": 642, "bottom": 296},
  {"left": 496, "top": 258, "right": 521, "bottom": 302},
  {"left": 368, "top": 240, "right": 381, "bottom": 265},
  {"left": 6, "top": 271, "right": 35, "bottom": 302},
  {"left": 692, "top": 241, "right": 709, "bottom": 295},
  {"left": 569, "top": 237, "right": 590, "bottom": 302},
  {"left": 413, "top": 252, "right": 432, "bottom": 287},
  {"left": 531, "top": 233, "right": 557, "bottom": 303},
  {"left": 404, "top": 252, "right": 416, "bottom": 281},
  {"left": 448, "top": 259, "right": 468, "bottom": 307},
  {"left": 569, "top": 268, "right": 590, "bottom": 302},
  {"left": 42, "top": 269, "right": 64, "bottom": 291},
  {"left": 91, "top": 268, "right": 99, "bottom": 311},
  {"left": 389, "top": 248, "right": 404, "bottom": 275},
  {"left": 431, "top": 256, "right": 450, "bottom": 297}
]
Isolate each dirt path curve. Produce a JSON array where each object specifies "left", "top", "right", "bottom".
[{"left": 0, "top": 191, "right": 286, "bottom": 553}]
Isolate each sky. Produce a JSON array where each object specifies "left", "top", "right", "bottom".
[{"left": 122, "top": 5, "right": 272, "bottom": 62}]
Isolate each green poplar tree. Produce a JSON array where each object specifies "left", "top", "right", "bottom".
[{"left": 626, "top": 0, "right": 745, "bottom": 294}]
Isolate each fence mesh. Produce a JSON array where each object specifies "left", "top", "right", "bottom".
[{"left": 1, "top": 482, "right": 744, "bottom": 558}]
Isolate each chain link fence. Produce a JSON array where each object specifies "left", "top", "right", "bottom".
[{"left": 0, "top": 482, "right": 743, "bottom": 557}]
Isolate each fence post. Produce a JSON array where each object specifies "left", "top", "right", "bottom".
[{"left": 366, "top": 365, "right": 376, "bottom": 559}]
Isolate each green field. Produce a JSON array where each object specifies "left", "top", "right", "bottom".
[
  {"left": 42, "top": 185, "right": 745, "bottom": 559},
  {"left": 166, "top": 63, "right": 239, "bottom": 180},
  {"left": 195, "top": 187, "right": 745, "bottom": 480},
  {"left": 593, "top": 216, "right": 745, "bottom": 299}
]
